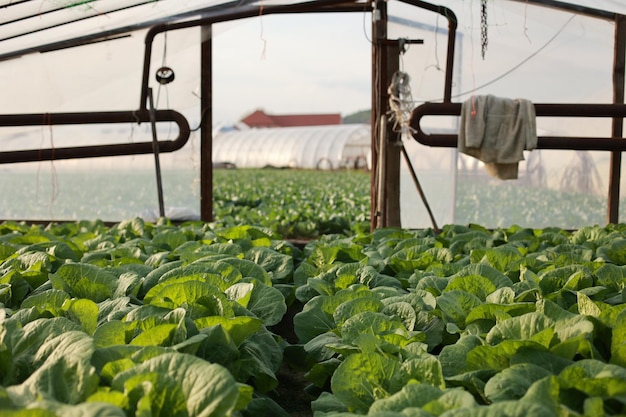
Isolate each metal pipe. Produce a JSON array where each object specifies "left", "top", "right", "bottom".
[
  {"left": 370, "top": 0, "right": 383, "bottom": 231},
  {"left": 200, "top": 24, "right": 213, "bottom": 222},
  {"left": 410, "top": 102, "right": 626, "bottom": 150},
  {"left": 607, "top": 14, "right": 626, "bottom": 223},
  {"left": 0, "top": 109, "right": 190, "bottom": 164}
]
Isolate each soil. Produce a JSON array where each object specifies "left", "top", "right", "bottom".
[
  {"left": 270, "top": 301, "right": 315, "bottom": 417},
  {"left": 273, "top": 363, "right": 314, "bottom": 417}
]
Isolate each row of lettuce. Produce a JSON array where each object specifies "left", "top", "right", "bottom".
[
  {"left": 1, "top": 219, "right": 626, "bottom": 416},
  {"left": 0, "top": 219, "right": 298, "bottom": 417},
  {"left": 293, "top": 224, "right": 626, "bottom": 416},
  {"left": 213, "top": 169, "right": 371, "bottom": 239}
]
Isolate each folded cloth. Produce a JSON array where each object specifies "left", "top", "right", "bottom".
[{"left": 458, "top": 95, "right": 537, "bottom": 179}]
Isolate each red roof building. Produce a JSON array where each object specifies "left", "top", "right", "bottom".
[{"left": 241, "top": 109, "right": 342, "bottom": 128}]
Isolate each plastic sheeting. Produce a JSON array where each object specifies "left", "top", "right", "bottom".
[
  {"left": 0, "top": 0, "right": 244, "bottom": 61},
  {"left": 213, "top": 124, "right": 370, "bottom": 169},
  {"left": 390, "top": 0, "right": 626, "bottom": 228}
]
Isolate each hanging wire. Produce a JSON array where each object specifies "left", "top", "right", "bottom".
[
  {"left": 424, "top": 14, "right": 442, "bottom": 72},
  {"left": 155, "top": 31, "right": 168, "bottom": 108},
  {"left": 154, "top": 31, "right": 174, "bottom": 141},
  {"left": 413, "top": 13, "right": 575, "bottom": 104},
  {"left": 462, "top": 13, "right": 575, "bottom": 97},
  {"left": 523, "top": 0, "right": 532, "bottom": 43},
  {"left": 362, "top": 0, "right": 373, "bottom": 44},
  {"left": 258, "top": 0, "right": 267, "bottom": 59},
  {"left": 36, "top": 113, "right": 59, "bottom": 219}
]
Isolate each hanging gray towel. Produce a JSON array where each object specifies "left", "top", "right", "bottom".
[{"left": 459, "top": 95, "right": 537, "bottom": 179}]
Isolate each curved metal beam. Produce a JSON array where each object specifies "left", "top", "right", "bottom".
[{"left": 0, "top": 109, "right": 190, "bottom": 164}]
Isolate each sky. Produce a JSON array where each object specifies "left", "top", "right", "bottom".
[
  {"left": 211, "top": 13, "right": 373, "bottom": 124},
  {"left": 0, "top": 10, "right": 373, "bottom": 126}
]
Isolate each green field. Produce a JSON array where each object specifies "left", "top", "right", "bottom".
[
  {"left": 213, "top": 169, "right": 371, "bottom": 238},
  {"left": 1, "top": 166, "right": 625, "bottom": 416},
  {"left": 0, "top": 219, "right": 625, "bottom": 416},
  {"left": 454, "top": 176, "right": 612, "bottom": 228},
  {"left": 1, "top": 167, "right": 624, "bottom": 237}
]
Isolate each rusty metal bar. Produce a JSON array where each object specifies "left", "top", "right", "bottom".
[
  {"left": 410, "top": 102, "right": 626, "bottom": 151},
  {"left": 372, "top": 0, "right": 401, "bottom": 229},
  {"left": 200, "top": 24, "right": 213, "bottom": 222},
  {"left": 608, "top": 14, "right": 626, "bottom": 223},
  {"left": 0, "top": 109, "right": 190, "bottom": 164},
  {"left": 371, "top": 1, "right": 382, "bottom": 230}
]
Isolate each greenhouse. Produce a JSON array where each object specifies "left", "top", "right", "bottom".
[
  {"left": 2, "top": 0, "right": 626, "bottom": 229},
  {"left": 2, "top": 1, "right": 626, "bottom": 417},
  {"left": 213, "top": 124, "right": 370, "bottom": 169}
]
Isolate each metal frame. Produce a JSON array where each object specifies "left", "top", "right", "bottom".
[
  {"left": 410, "top": 103, "right": 626, "bottom": 151},
  {"left": 0, "top": 109, "right": 190, "bottom": 164},
  {"left": 0, "top": 0, "right": 624, "bottom": 227}
]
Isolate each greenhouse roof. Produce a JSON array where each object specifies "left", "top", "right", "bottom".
[
  {"left": 2, "top": 0, "right": 626, "bottom": 62},
  {"left": 0, "top": 0, "right": 261, "bottom": 61}
]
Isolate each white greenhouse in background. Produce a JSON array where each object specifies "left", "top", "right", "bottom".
[{"left": 212, "top": 124, "right": 370, "bottom": 170}]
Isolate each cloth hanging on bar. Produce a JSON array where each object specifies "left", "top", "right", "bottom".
[{"left": 459, "top": 95, "right": 537, "bottom": 180}]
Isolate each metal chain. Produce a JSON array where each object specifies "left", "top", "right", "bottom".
[{"left": 480, "top": 0, "right": 488, "bottom": 59}]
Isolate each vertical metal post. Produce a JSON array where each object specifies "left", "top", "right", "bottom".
[
  {"left": 201, "top": 25, "right": 213, "bottom": 222},
  {"left": 385, "top": 42, "right": 401, "bottom": 228},
  {"left": 148, "top": 88, "right": 165, "bottom": 218},
  {"left": 608, "top": 14, "right": 626, "bottom": 224},
  {"left": 370, "top": 3, "right": 383, "bottom": 230},
  {"left": 371, "top": 0, "right": 401, "bottom": 230}
]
